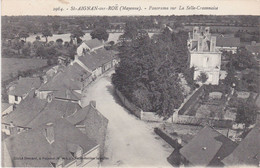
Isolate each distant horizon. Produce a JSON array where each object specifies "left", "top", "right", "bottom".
[{"left": 2, "top": 0, "right": 260, "bottom": 16}]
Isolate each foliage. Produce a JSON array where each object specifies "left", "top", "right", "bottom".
[
  {"left": 71, "top": 27, "right": 85, "bottom": 44},
  {"left": 90, "top": 27, "right": 109, "bottom": 41},
  {"left": 112, "top": 28, "right": 189, "bottom": 117},
  {"left": 235, "top": 102, "right": 257, "bottom": 127},
  {"left": 183, "top": 67, "right": 196, "bottom": 90},
  {"left": 19, "top": 30, "right": 29, "bottom": 41},
  {"left": 197, "top": 72, "right": 208, "bottom": 83},
  {"left": 231, "top": 47, "right": 257, "bottom": 70},
  {"left": 42, "top": 28, "right": 53, "bottom": 42}
]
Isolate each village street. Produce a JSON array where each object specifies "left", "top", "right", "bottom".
[{"left": 81, "top": 70, "right": 173, "bottom": 167}]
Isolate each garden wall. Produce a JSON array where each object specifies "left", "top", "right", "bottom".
[
  {"left": 141, "top": 111, "right": 164, "bottom": 122},
  {"left": 154, "top": 128, "right": 182, "bottom": 149},
  {"left": 115, "top": 89, "right": 164, "bottom": 121},
  {"left": 172, "top": 115, "right": 233, "bottom": 128},
  {"left": 115, "top": 89, "right": 142, "bottom": 118},
  {"left": 178, "top": 85, "right": 205, "bottom": 115}
]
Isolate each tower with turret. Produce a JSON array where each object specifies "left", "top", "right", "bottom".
[{"left": 188, "top": 27, "right": 221, "bottom": 85}]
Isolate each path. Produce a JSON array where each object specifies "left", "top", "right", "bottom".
[{"left": 81, "top": 70, "right": 173, "bottom": 167}]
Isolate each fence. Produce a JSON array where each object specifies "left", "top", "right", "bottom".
[{"left": 172, "top": 115, "right": 233, "bottom": 128}]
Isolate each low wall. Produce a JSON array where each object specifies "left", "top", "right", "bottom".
[
  {"left": 154, "top": 128, "right": 182, "bottom": 149},
  {"left": 115, "top": 89, "right": 142, "bottom": 118},
  {"left": 178, "top": 85, "right": 205, "bottom": 115},
  {"left": 141, "top": 111, "right": 164, "bottom": 122},
  {"left": 172, "top": 115, "right": 233, "bottom": 128}
]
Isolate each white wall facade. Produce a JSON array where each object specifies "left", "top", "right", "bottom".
[
  {"left": 8, "top": 95, "right": 23, "bottom": 104},
  {"left": 190, "top": 52, "right": 221, "bottom": 85}
]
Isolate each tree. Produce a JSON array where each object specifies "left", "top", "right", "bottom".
[
  {"left": 42, "top": 28, "right": 53, "bottom": 43},
  {"left": 90, "top": 27, "right": 109, "bottom": 41},
  {"left": 19, "top": 30, "right": 29, "bottom": 42},
  {"left": 35, "top": 35, "right": 41, "bottom": 41},
  {"left": 71, "top": 27, "right": 85, "bottom": 44},
  {"left": 13, "top": 40, "right": 23, "bottom": 55},
  {"left": 56, "top": 38, "right": 63, "bottom": 48},
  {"left": 112, "top": 29, "right": 188, "bottom": 117},
  {"left": 235, "top": 102, "right": 257, "bottom": 128},
  {"left": 52, "top": 22, "right": 60, "bottom": 32},
  {"left": 197, "top": 72, "right": 208, "bottom": 83}
]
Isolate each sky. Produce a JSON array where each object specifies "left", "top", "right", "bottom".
[{"left": 1, "top": 0, "right": 260, "bottom": 16}]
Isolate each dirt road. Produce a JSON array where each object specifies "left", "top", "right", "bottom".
[{"left": 81, "top": 70, "right": 173, "bottom": 167}]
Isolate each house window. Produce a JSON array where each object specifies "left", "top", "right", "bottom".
[{"left": 15, "top": 95, "right": 18, "bottom": 101}]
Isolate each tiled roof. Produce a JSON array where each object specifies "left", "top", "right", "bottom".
[
  {"left": 222, "top": 125, "right": 260, "bottom": 166},
  {"left": 4, "top": 118, "right": 98, "bottom": 167},
  {"left": 216, "top": 37, "right": 240, "bottom": 47},
  {"left": 78, "top": 48, "right": 116, "bottom": 71},
  {"left": 8, "top": 77, "right": 41, "bottom": 97},
  {"left": 179, "top": 125, "right": 237, "bottom": 167},
  {"left": 84, "top": 39, "right": 103, "bottom": 50}
]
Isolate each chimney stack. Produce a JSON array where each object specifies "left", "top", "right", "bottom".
[
  {"left": 210, "top": 36, "right": 216, "bottom": 52},
  {"left": 90, "top": 100, "right": 96, "bottom": 108},
  {"left": 9, "top": 121, "right": 17, "bottom": 135},
  {"left": 44, "top": 123, "right": 54, "bottom": 144}
]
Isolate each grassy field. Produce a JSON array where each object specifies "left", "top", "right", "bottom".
[{"left": 2, "top": 58, "right": 48, "bottom": 81}]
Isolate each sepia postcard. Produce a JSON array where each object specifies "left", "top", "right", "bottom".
[{"left": 1, "top": 0, "right": 260, "bottom": 167}]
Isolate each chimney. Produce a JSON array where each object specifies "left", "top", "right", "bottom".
[
  {"left": 44, "top": 123, "right": 54, "bottom": 144},
  {"left": 9, "top": 121, "right": 17, "bottom": 135},
  {"left": 75, "top": 146, "right": 83, "bottom": 165},
  {"left": 56, "top": 157, "right": 64, "bottom": 167},
  {"left": 204, "top": 27, "right": 210, "bottom": 35},
  {"left": 198, "top": 36, "right": 203, "bottom": 52},
  {"left": 193, "top": 27, "right": 199, "bottom": 39},
  {"left": 90, "top": 100, "right": 96, "bottom": 108},
  {"left": 210, "top": 36, "right": 216, "bottom": 52},
  {"left": 74, "top": 55, "right": 78, "bottom": 61},
  {"left": 65, "top": 89, "right": 70, "bottom": 99}
]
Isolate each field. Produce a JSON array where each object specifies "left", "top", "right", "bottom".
[{"left": 2, "top": 58, "right": 48, "bottom": 81}]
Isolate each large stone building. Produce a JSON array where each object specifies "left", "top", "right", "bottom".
[{"left": 188, "top": 27, "right": 222, "bottom": 85}]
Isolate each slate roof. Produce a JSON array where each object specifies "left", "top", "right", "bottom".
[
  {"left": 8, "top": 77, "right": 41, "bottom": 97},
  {"left": 66, "top": 105, "right": 92, "bottom": 125},
  {"left": 222, "top": 125, "right": 260, "bottom": 166},
  {"left": 53, "top": 89, "right": 81, "bottom": 101},
  {"left": 62, "top": 62, "right": 92, "bottom": 82},
  {"left": 216, "top": 36, "right": 240, "bottom": 47},
  {"left": 4, "top": 118, "right": 98, "bottom": 167},
  {"left": 2, "top": 90, "right": 48, "bottom": 127},
  {"left": 1, "top": 103, "right": 12, "bottom": 112},
  {"left": 39, "top": 71, "right": 82, "bottom": 91},
  {"left": 84, "top": 39, "right": 103, "bottom": 50},
  {"left": 66, "top": 104, "right": 108, "bottom": 126},
  {"left": 179, "top": 125, "right": 238, "bottom": 167},
  {"left": 2, "top": 90, "right": 81, "bottom": 128},
  {"left": 78, "top": 48, "right": 116, "bottom": 71}
]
